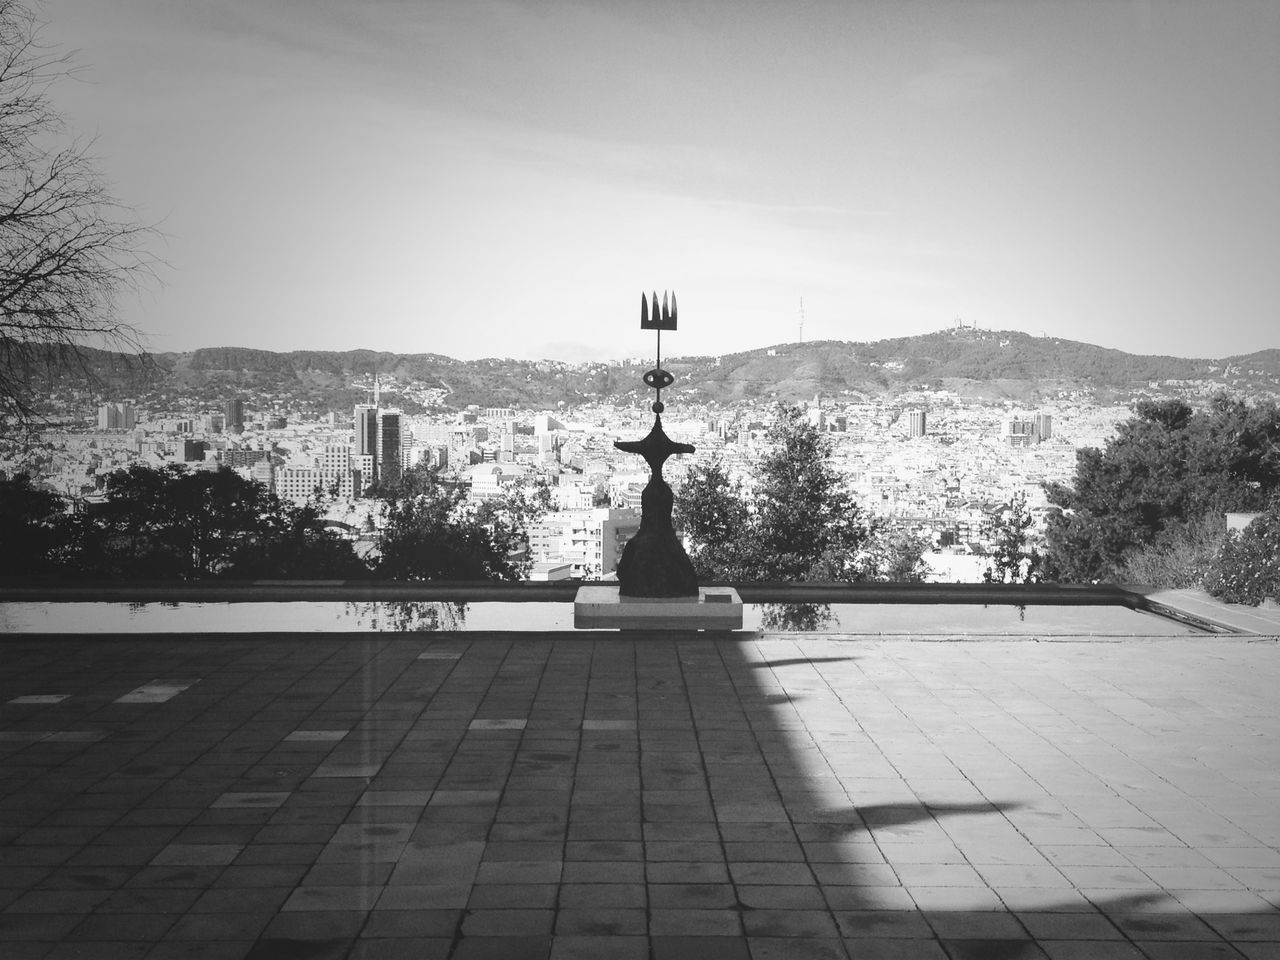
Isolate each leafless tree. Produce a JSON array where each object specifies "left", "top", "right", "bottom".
[{"left": 1, "top": 0, "right": 156, "bottom": 426}]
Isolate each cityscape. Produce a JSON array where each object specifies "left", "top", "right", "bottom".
[{"left": 10, "top": 324, "right": 1277, "bottom": 584}]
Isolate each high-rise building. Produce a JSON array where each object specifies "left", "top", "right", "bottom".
[
  {"left": 1007, "top": 419, "right": 1035, "bottom": 447},
  {"left": 316, "top": 444, "right": 351, "bottom": 473},
  {"left": 908, "top": 409, "right": 927, "bottom": 438},
  {"left": 354, "top": 405, "right": 377, "bottom": 458},
  {"left": 377, "top": 409, "right": 402, "bottom": 486},
  {"left": 224, "top": 399, "right": 245, "bottom": 433},
  {"left": 97, "top": 402, "right": 136, "bottom": 431},
  {"left": 1033, "top": 413, "right": 1053, "bottom": 442}
]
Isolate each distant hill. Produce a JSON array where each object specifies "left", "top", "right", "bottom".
[{"left": 29, "top": 328, "right": 1280, "bottom": 410}]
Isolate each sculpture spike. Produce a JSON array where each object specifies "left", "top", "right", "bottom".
[
  {"left": 661, "top": 291, "right": 669, "bottom": 325},
  {"left": 640, "top": 292, "right": 648, "bottom": 327},
  {"left": 671, "top": 291, "right": 677, "bottom": 326}
]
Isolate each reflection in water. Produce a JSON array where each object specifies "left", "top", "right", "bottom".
[
  {"left": 759, "top": 602, "right": 836, "bottom": 631},
  {"left": 984, "top": 602, "right": 1029, "bottom": 622},
  {"left": 345, "top": 600, "right": 468, "bottom": 631}
]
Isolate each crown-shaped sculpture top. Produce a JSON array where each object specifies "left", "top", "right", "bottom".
[{"left": 640, "top": 291, "right": 677, "bottom": 330}]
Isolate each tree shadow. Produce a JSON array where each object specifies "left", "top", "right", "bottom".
[
  {"left": 748, "top": 656, "right": 858, "bottom": 669},
  {"left": 851, "top": 800, "right": 1028, "bottom": 829}
]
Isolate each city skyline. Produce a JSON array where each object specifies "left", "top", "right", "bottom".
[{"left": 41, "top": 0, "right": 1280, "bottom": 362}]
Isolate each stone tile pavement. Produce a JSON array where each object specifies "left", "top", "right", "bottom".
[{"left": 0, "top": 632, "right": 1278, "bottom": 959}]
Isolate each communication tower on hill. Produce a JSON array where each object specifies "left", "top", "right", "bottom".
[{"left": 799, "top": 297, "right": 805, "bottom": 343}]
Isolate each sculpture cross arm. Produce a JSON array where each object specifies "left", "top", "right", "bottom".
[
  {"left": 613, "top": 435, "right": 695, "bottom": 457},
  {"left": 614, "top": 414, "right": 695, "bottom": 475}
]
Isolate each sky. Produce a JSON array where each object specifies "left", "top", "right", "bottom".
[{"left": 37, "top": 0, "right": 1280, "bottom": 362}]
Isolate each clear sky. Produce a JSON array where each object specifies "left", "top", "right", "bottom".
[{"left": 40, "top": 0, "right": 1280, "bottom": 361}]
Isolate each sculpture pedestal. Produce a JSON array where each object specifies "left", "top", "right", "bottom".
[{"left": 574, "top": 585, "right": 743, "bottom": 631}]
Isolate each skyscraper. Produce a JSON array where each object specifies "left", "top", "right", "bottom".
[
  {"left": 377, "top": 409, "right": 402, "bottom": 486},
  {"left": 224, "top": 399, "right": 245, "bottom": 433},
  {"left": 908, "top": 409, "right": 927, "bottom": 438},
  {"left": 354, "top": 405, "right": 377, "bottom": 458},
  {"left": 353, "top": 404, "right": 378, "bottom": 491},
  {"left": 97, "top": 402, "right": 136, "bottom": 430},
  {"left": 1033, "top": 413, "right": 1053, "bottom": 442}
]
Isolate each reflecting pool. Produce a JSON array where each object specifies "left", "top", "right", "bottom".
[{"left": 0, "top": 601, "right": 1207, "bottom": 635}]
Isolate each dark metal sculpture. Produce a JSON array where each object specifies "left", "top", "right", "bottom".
[{"left": 614, "top": 292, "right": 700, "bottom": 597}]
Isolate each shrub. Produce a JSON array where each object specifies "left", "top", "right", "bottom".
[
  {"left": 1118, "top": 514, "right": 1225, "bottom": 589},
  {"left": 1204, "top": 509, "right": 1280, "bottom": 605}
]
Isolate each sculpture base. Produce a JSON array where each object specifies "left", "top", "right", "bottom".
[{"left": 574, "top": 586, "right": 743, "bottom": 631}]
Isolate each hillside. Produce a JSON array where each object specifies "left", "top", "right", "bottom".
[{"left": 28, "top": 328, "right": 1280, "bottom": 411}]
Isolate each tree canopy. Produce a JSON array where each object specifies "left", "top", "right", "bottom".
[
  {"left": 675, "top": 405, "right": 927, "bottom": 629},
  {"left": 0, "top": 471, "right": 67, "bottom": 574},
  {"left": 982, "top": 492, "right": 1042, "bottom": 584},
  {"left": 1043, "top": 398, "right": 1280, "bottom": 581},
  {"left": 1, "top": 460, "right": 559, "bottom": 583},
  {"left": 1, "top": 464, "right": 367, "bottom": 579},
  {"left": 373, "top": 462, "right": 551, "bottom": 581},
  {"left": 678, "top": 405, "right": 872, "bottom": 582},
  {"left": 676, "top": 404, "right": 928, "bottom": 584}
]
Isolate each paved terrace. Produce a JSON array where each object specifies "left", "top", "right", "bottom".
[{"left": 1, "top": 630, "right": 1279, "bottom": 960}]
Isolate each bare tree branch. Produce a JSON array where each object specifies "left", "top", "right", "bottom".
[{"left": 0, "top": 0, "right": 158, "bottom": 428}]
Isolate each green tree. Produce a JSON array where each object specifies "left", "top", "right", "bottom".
[
  {"left": 221, "top": 499, "right": 370, "bottom": 579},
  {"left": 982, "top": 492, "right": 1041, "bottom": 584},
  {"left": 1043, "top": 398, "right": 1280, "bottom": 581},
  {"left": 0, "top": 472, "right": 69, "bottom": 574},
  {"left": 749, "top": 405, "right": 868, "bottom": 581},
  {"left": 70, "top": 464, "right": 365, "bottom": 579},
  {"left": 859, "top": 527, "right": 932, "bottom": 584},
  {"left": 677, "top": 405, "right": 871, "bottom": 583},
  {"left": 676, "top": 405, "right": 927, "bottom": 628},
  {"left": 374, "top": 464, "right": 550, "bottom": 581},
  {"left": 676, "top": 460, "right": 751, "bottom": 579}
]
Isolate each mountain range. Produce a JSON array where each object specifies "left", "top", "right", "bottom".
[{"left": 43, "top": 328, "right": 1280, "bottom": 411}]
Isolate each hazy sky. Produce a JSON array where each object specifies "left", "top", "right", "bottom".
[{"left": 40, "top": 0, "right": 1280, "bottom": 361}]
